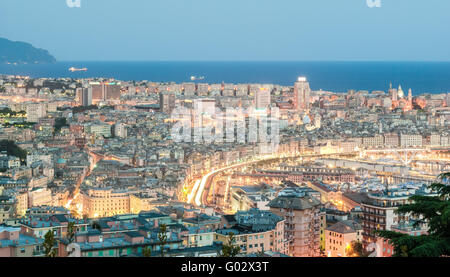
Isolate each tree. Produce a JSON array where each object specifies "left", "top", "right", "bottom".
[
  {"left": 345, "top": 241, "right": 371, "bottom": 257},
  {"left": 376, "top": 172, "right": 450, "bottom": 257},
  {"left": 92, "top": 222, "right": 102, "bottom": 230},
  {"left": 43, "top": 230, "right": 57, "bottom": 257},
  {"left": 218, "top": 232, "right": 241, "bottom": 257},
  {"left": 142, "top": 246, "right": 152, "bottom": 257},
  {"left": 256, "top": 249, "right": 265, "bottom": 257},
  {"left": 158, "top": 224, "right": 168, "bottom": 257},
  {"left": 0, "top": 140, "right": 27, "bottom": 161},
  {"left": 54, "top": 117, "right": 68, "bottom": 134},
  {"left": 67, "top": 222, "right": 76, "bottom": 244},
  {"left": 66, "top": 222, "right": 77, "bottom": 256}
]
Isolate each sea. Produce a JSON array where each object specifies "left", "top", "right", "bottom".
[{"left": 1, "top": 61, "right": 450, "bottom": 95}]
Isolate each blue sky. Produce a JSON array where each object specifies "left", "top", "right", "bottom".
[{"left": 1, "top": 0, "right": 449, "bottom": 61}]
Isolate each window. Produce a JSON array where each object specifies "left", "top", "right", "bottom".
[{"left": 20, "top": 248, "right": 26, "bottom": 254}]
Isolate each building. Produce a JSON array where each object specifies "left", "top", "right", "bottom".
[
  {"left": 91, "top": 83, "right": 104, "bottom": 101},
  {"left": 86, "top": 123, "right": 112, "bottom": 138},
  {"left": 384, "top": 133, "right": 399, "bottom": 148},
  {"left": 0, "top": 154, "right": 21, "bottom": 169},
  {"left": 88, "top": 82, "right": 121, "bottom": 102},
  {"left": 294, "top": 77, "right": 311, "bottom": 111},
  {"left": 182, "top": 83, "right": 196, "bottom": 96},
  {"left": 268, "top": 194, "right": 323, "bottom": 257},
  {"left": 160, "top": 91, "right": 176, "bottom": 114},
  {"left": 400, "top": 134, "right": 423, "bottom": 147},
  {"left": 254, "top": 87, "right": 271, "bottom": 109},
  {"left": 363, "top": 135, "right": 384, "bottom": 149},
  {"left": 215, "top": 209, "right": 285, "bottom": 255},
  {"left": 361, "top": 185, "right": 436, "bottom": 256},
  {"left": 229, "top": 183, "right": 276, "bottom": 212},
  {"left": 81, "top": 189, "right": 131, "bottom": 218},
  {"left": 104, "top": 83, "right": 121, "bottom": 100},
  {"left": 0, "top": 227, "right": 44, "bottom": 257},
  {"left": 58, "top": 229, "right": 183, "bottom": 257},
  {"left": 19, "top": 214, "right": 89, "bottom": 240},
  {"left": 26, "top": 103, "right": 46, "bottom": 123},
  {"left": 325, "top": 220, "right": 362, "bottom": 257},
  {"left": 28, "top": 187, "right": 53, "bottom": 207},
  {"left": 114, "top": 123, "right": 127, "bottom": 138},
  {"left": 77, "top": 87, "right": 92, "bottom": 106}
]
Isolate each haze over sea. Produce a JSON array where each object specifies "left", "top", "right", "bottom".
[{"left": 1, "top": 61, "right": 449, "bottom": 95}]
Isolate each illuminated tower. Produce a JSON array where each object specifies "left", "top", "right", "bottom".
[
  {"left": 397, "top": 85, "right": 404, "bottom": 98},
  {"left": 294, "top": 77, "right": 311, "bottom": 112},
  {"left": 389, "top": 84, "right": 398, "bottom": 102}
]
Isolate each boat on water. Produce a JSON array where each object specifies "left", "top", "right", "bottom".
[
  {"left": 69, "top": 67, "right": 88, "bottom": 72},
  {"left": 190, "top": 75, "right": 205, "bottom": 81}
]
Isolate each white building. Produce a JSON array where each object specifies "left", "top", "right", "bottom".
[{"left": 26, "top": 103, "right": 46, "bottom": 123}]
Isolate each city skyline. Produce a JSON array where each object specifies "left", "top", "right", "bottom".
[{"left": 1, "top": 0, "right": 450, "bottom": 264}]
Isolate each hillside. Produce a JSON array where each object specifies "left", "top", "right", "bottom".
[{"left": 0, "top": 37, "right": 56, "bottom": 64}]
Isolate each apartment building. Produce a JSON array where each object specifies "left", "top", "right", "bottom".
[
  {"left": 268, "top": 194, "right": 323, "bottom": 257},
  {"left": 215, "top": 209, "right": 285, "bottom": 255},
  {"left": 81, "top": 189, "right": 131, "bottom": 218},
  {"left": 325, "top": 220, "right": 362, "bottom": 257},
  {"left": 361, "top": 185, "right": 436, "bottom": 256},
  {"left": 400, "top": 134, "right": 423, "bottom": 147}
]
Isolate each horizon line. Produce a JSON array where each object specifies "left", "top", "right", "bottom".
[{"left": 55, "top": 60, "right": 450, "bottom": 63}]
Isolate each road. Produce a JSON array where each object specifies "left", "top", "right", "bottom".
[
  {"left": 192, "top": 153, "right": 318, "bottom": 207},
  {"left": 190, "top": 151, "right": 444, "bottom": 209},
  {"left": 64, "top": 149, "right": 103, "bottom": 214}
]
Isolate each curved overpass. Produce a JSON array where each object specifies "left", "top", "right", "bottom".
[{"left": 192, "top": 153, "right": 332, "bottom": 207}]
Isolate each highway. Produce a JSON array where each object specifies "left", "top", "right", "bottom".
[
  {"left": 192, "top": 155, "right": 284, "bottom": 207},
  {"left": 192, "top": 153, "right": 322, "bottom": 207},
  {"left": 189, "top": 150, "right": 447, "bottom": 208}
]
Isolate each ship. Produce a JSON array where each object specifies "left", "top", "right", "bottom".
[
  {"left": 190, "top": 75, "right": 205, "bottom": 81},
  {"left": 69, "top": 67, "right": 88, "bottom": 72}
]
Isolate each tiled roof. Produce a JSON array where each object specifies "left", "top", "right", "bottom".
[{"left": 268, "top": 196, "right": 321, "bottom": 210}]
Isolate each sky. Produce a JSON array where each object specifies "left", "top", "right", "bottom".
[{"left": 0, "top": 0, "right": 449, "bottom": 61}]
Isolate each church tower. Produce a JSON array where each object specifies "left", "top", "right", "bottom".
[{"left": 398, "top": 85, "right": 404, "bottom": 98}]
